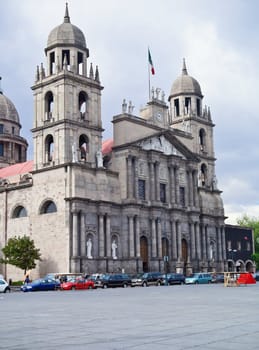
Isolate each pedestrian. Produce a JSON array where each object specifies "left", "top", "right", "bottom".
[{"left": 24, "top": 275, "right": 30, "bottom": 284}]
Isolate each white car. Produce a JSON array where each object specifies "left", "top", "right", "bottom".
[{"left": 0, "top": 278, "right": 11, "bottom": 293}]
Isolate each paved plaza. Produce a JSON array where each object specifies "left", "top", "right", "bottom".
[{"left": 1, "top": 283, "right": 259, "bottom": 349}]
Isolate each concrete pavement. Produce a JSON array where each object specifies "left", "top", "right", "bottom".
[{"left": 1, "top": 283, "right": 259, "bottom": 349}]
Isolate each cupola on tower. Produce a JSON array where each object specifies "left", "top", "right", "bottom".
[
  {"left": 0, "top": 78, "right": 28, "bottom": 168},
  {"left": 168, "top": 59, "right": 217, "bottom": 191},
  {"left": 31, "top": 3, "right": 103, "bottom": 171}
]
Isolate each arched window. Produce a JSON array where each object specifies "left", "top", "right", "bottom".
[
  {"left": 12, "top": 205, "right": 27, "bottom": 218},
  {"left": 45, "top": 134, "right": 54, "bottom": 162},
  {"left": 199, "top": 129, "right": 206, "bottom": 151},
  {"left": 79, "top": 91, "right": 88, "bottom": 120},
  {"left": 40, "top": 200, "right": 57, "bottom": 214},
  {"left": 79, "top": 134, "right": 89, "bottom": 160},
  {"left": 45, "top": 91, "right": 54, "bottom": 120}
]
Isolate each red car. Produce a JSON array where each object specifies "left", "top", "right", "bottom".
[{"left": 61, "top": 278, "right": 95, "bottom": 290}]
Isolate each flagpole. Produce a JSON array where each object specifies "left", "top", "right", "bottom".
[
  {"left": 148, "top": 61, "right": 151, "bottom": 101},
  {"left": 148, "top": 47, "right": 151, "bottom": 101}
]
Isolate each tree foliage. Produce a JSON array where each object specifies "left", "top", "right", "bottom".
[
  {"left": 0, "top": 235, "right": 41, "bottom": 275},
  {"left": 237, "top": 214, "right": 259, "bottom": 269}
]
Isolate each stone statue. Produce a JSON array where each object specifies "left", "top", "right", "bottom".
[
  {"left": 112, "top": 239, "right": 118, "bottom": 259},
  {"left": 151, "top": 87, "right": 155, "bottom": 100},
  {"left": 87, "top": 237, "right": 93, "bottom": 259},
  {"left": 212, "top": 175, "right": 218, "bottom": 190},
  {"left": 122, "top": 99, "right": 127, "bottom": 113},
  {"left": 96, "top": 150, "right": 103, "bottom": 168},
  {"left": 128, "top": 101, "right": 134, "bottom": 114},
  {"left": 155, "top": 87, "right": 161, "bottom": 100}
]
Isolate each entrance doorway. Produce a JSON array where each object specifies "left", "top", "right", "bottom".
[
  {"left": 140, "top": 236, "right": 148, "bottom": 272},
  {"left": 182, "top": 238, "right": 188, "bottom": 275}
]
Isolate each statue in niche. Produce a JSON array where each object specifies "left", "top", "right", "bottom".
[
  {"left": 96, "top": 150, "right": 103, "bottom": 168},
  {"left": 112, "top": 239, "right": 118, "bottom": 259},
  {"left": 86, "top": 237, "right": 93, "bottom": 259}
]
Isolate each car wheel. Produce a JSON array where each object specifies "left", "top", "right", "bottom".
[
  {"left": 103, "top": 284, "right": 108, "bottom": 289},
  {"left": 71, "top": 286, "right": 76, "bottom": 290},
  {"left": 195, "top": 281, "right": 198, "bottom": 285},
  {"left": 142, "top": 282, "right": 147, "bottom": 287},
  {"left": 88, "top": 285, "right": 93, "bottom": 290},
  {"left": 123, "top": 283, "right": 128, "bottom": 288},
  {"left": 157, "top": 281, "right": 161, "bottom": 286}
]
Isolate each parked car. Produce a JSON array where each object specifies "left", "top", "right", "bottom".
[
  {"left": 61, "top": 278, "right": 95, "bottom": 290},
  {"left": 253, "top": 271, "right": 259, "bottom": 281},
  {"left": 185, "top": 273, "right": 212, "bottom": 284},
  {"left": 0, "top": 278, "right": 10, "bottom": 293},
  {"left": 211, "top": 273, "right": 224, "bottom": 283},
  {"left": 88, "top": 273, "right": 106, "bottom": 288},
  {"left": 21, "top": 278, "right": 60, "bottom": 292},
  {"left": 131, "top": 272, "right": 163, "bottom": 287},
  {"left": 96, "top": 274, "right": 131, "bottom": 288},
  {"left": 162, "top": 273, "right": 185, "bottom": 285}
]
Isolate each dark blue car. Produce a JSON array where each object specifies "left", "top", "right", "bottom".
[{"left": 21, "top": 278, "right": 60, "bottom": 292}]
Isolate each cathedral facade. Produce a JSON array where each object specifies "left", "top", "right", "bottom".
[{"left": 0, "top": 5, "right": 227, "bottom": 280}]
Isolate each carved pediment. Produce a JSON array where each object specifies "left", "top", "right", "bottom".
[{"left": 138, "top": 135, "right": 186, "bottom": 158}]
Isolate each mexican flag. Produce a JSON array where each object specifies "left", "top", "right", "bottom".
[{"left": 148, "top": 49, "right": 155, "bottom": 75}]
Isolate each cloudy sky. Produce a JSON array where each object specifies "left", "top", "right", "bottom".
[{"left": 1, "top": 0, "right": 259, "bottom": 224}]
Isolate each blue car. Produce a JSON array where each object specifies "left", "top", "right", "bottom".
[
  {"left": 185, "top": 273, "right": 212, "bottom": 284},
  {"left": 21, "top": 278, "right": 60, "bottom": 292}
]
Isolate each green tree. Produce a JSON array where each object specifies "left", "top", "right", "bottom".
[
  {"left": 237, "top": 214, "right": 259, "bottom": 269},
  {"left": 0, "top": 235, "right": 41, "bottom": 275}
]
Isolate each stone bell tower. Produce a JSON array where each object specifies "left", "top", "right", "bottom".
[
  {"left": 168, "top": 59, "right": 217, "bottom": 190},
  {"left": 31, "top": 4, "right": 103, "bottom": 171}
]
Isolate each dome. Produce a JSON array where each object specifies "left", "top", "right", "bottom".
[
  {"left": 0, "top": 92, "right": 20, "bottom": 124},
  {"left": 170, "top": 59, "right": 202, "bottom": 98},
  {"left": 46, "top": 4, "right": 86, "bottom": 50}
]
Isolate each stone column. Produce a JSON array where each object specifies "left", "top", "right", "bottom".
[
  {"left": 175, "top": 166, "right": 180, "bottom": 204},
  {"left": 72, "top": 211, "right": 79, "bottom": 256},
  {"left": 221, "top": 226, "right": 226, "bottom": 260},
  {"left": 157, "top": 218, "right": 162, "bottom": 258},
  {"left": 106, "top": 215, "right": 111, "bottom": 257},
  {"left": 155, "top": 162, "right": 160, "bottom": 201},
  {"left": 172, "top": 220, "right": 177, "bottom": 259},
  {"left": 186, "top": 170, "right": 190, "bottom": 206},
  {"left": 177, "top": 222, "right": 182, "bottom": 259},
  {"left": 170, "top": 166, "right": 175, "bottom": 204},
  {"left": 129, "top": 216, "right": 135, "bottom": 257},
  {"left": 206, "top": 226, "right": 211, "bottom": 260},
  {"left": 99, "top": 214, "right": 104, "bottom": 257},
  {"left": 136, "top": 216, "right": 141, "bottom": 258},
  {"left": 195, "top": 223, "right": 201, "bottom": 260},
  {"left": 127, "top": 155, "right": 133, "bottom": 199},
  {"left": 217, "top": 226, "right": 222, "bottom": 260},
  {"left": 80, "top": 213, "right": 86, "bottom": 256},
  {"left": 189, "top": 170, "right": 194, "bottom": 207},
  {"left": 201, "top": 224, "right": 207, "bottom": 260},
  {"left": 192, "top": 171, "right": 198, "bottom": 207},
  {"left": 149, "top": 162, "right": 155, "bottom": 201},
  {"left": 134, "top": 157, "right": 138, "bottom": 200},
  {"left": 190, "top": 222, "right": 196, "bottom": 260},
  {"left": 151, "top": 218, "right": 157, "bottom": 257}
]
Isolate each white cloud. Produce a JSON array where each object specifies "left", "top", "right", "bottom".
[{"left": 1, "top": 0, "right": 259, "bottom": 222}]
